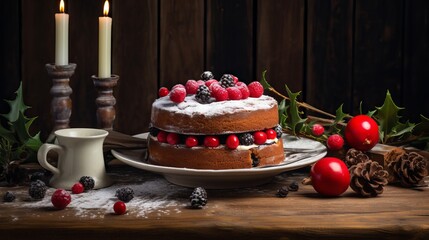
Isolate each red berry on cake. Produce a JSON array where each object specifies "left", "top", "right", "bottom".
[
  {"left": 158, "top": 87, "right": 169, "bottom": 97},
  {"left": 185, "top": 136, "right": 199, "bottom": 148},
  {"left": 204, "top": 136, "right": 220, "bottom": 148},
  {"left": 253, "top": 131, "right": 267, "bottom": 145},
  {"left": 185, "top": 80, "right": 199, "bottom": 95},
  {"left": 226, "top": 135, "right": 239, "bottom": 149},
  {"left": 327, "top": 134, "right": 344, "bottom": 150},
  {"left": 197, "top": 80, "right": 205, "bottom": 86},
  {"left": 212, "top": 86, "right": 229, "bottom": 101},
  {"left": 71, "top": 182, "right": 84, "bottom": 194},
  {"left": 209, "top": 82, "right": 222, "bottom": 92},
  {"left": 312, "top": 124, "right": 325, "bottom": 137},
  {"left": 236, "top": 83, "right": 250, "bottom": 99},
  {"left": 167, "top": 133, "right": 180, "bottom": 145},
  {"left": 231, "top": 75, "right": 239, "bottom": 84},
  {"left": 113, "top": 201, "right": 127, "bottom": 215},
  {"left": 248, "top": 81, "right": 264, "bottom": 98},
  {"left": 172, "top": 84, "right": 185, "bottom": 90},
  {"left": 205, "top": 79, "right": 218, "bottom": 88},
  {"left": 227, "top": 87, "right": 242, "bottom": 100},
  {"left": 157, "top": 131, "right": 168, "bottom": 143},
  {"left": 170, "top": 87, "right": 186, "bottom": 103},
  {"left": 265, "top": 129, "right": 277, "bottom": 139},
  {"left": 51, "top": 189, "right": 71, "bottom": 210}
]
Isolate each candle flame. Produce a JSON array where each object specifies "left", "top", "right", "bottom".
[
  {"left": 59, "top": 0, "right": 65, "bottom": 13},
  {"left": 103, "top": 0, "right": 109, "bottom": 16}
]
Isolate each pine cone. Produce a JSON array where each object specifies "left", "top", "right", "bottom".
[
  {"left": 345, "top": 148, "right": 370, "bottom": 168},
  {"left": 350, "top": 160, "right": 389, "bottom": 197},
  {"left": 387, "top": 152, "right": 428, "bottom": 187}
]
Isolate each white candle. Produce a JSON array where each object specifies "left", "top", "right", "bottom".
[
  {"left": 98, "top": 0, "right": 112, "bottom": 78},
  {"left": 55, "top": 0, "right": 69, "bottom": 65}
]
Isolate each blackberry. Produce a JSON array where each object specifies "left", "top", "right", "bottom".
[
  {"left": 115, "top": 187, "right": 134, "bottom": 202},
  {"left": 201, "top": 71, "right": 214, "bottom": 81},
  {"left": 274, "top": 125, "right": 283, "bottom": 138},
  {"left": 195, "top": 85, "right": 211, "bottom": 103},
  {"left": 219, "top": 74, "right": 235, "bottom": 88},
  {"left": 189, "top": 187, "right": 207, "bottom": 209},
  {"left": 149, "top": 126, "right": 160, "bottom": 137},
  {"left": 79, "top": 176, "right": 95, "bottom": 191},
  {"left": 288, "top": 181, "right": 299, "bottom": 192},
  {"left": 276, "top": 186, "right": 289, "bottom": 198},
  {"left": 29, "top": 180, "right": 47, "bottom": 200},
  {"left": 3, "top": 191, "right": 16, "bottom": 202},
  {"left": 239, "top": 133, "right": 254, "bottom": 146}
]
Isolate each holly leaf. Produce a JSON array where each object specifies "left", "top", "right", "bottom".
[
  {"left": 260, "top": 70, "right": 272, "bottom": 90},
  {"left": 1, "top": 82, "right": 29, "bottom": 123},
  {"left": 284, "top": 84, "right": 307, "bottom": 135},
  {"left": 25, "top": 133, "right": 42, "bottom": 151},
  {"left": 373, "top": 90, "right": 405, "bottom": 143}
]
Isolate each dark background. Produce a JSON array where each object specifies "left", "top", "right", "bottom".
[{"left": 1, "top": 0, "right": 428, "bottom": 140}]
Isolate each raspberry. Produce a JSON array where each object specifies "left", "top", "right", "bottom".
[
  {"left": 170, "top": 87, "right": 186, "bottom": 103},
  {"left": 115, "top": 187, "right": 134, "bottom": 202},
  {"left": 158, "top": 87, "right": 169, "bottom": 97},
  {"left": 204, "top": 136, "right": 220, "bottom": 148},
  {"left": 185, "top": 136, "right": 199, "bottom": 148},
  {"left": 172, "top": 84, "right": 185, "bottom": 90},
  {"left": 157, "top": 131, "right": 168, "bottom": 143},
  {"left": 205, "top": 79, "right": 218, "bottom": 88},
  {"left": 209, "top": 82, "right": 222, "bottom": 92},
  {"left": 239, "top": 133, "right": 254, "bottom": 145},
  {"left": 195, "top": 85, "right": 211, "bottom": 103},
  {"left": 197, "top": 80, "right": 205, "bottom": 86},
  {"left": 226, "top": 87, "right": 242, "bottom": 100},
  {"left": 51, "top": 189, "right": 71, "bottom": 210},
  {"left": 226, "top": 135, "right": 239, "bottom": 150},
  {"left": 312, "top": 124, "right": 325, "bottom": 136},
  {"left": 201, "top": 71, "right": 214, "bottom": 81},
  {"left": 29, "top": 180, "right": 47, "bottom": 200},
  {"left": 248, "top": 81, "right": 264, "bottom": 98},
  {"left": 79, "top": 176, "right": 95, "bottom": 191},
  {"left": 113, "top": 201, "right": 127, "bottom": 215},
  {"left": 167, "top": 132, "right": 180, "bottom": 145},
  {"left": 212, "top": 86, "right": 228, "bottom": 101},
  {"left": 327, "top": 134, "right": 344, "bottom": 150},
  {"left": 265, "top": 129, "right": 277, "bottom": 139},
  {"left": 231, "top": 75, "right": 239, "bottom": 84},
  {"left": 236, "top": 83, "right": 250, "bottom": 99},
  {"left": 219, "top": 74, "right": 235, "bottom": 88},
  {"left": 71, "top": 182, "right": 84, "bottom": 194},
  {"left": 185, "top": 80, "right": 199, "bottom": 95},
  {"left": 253, "top": 131, "right": 267, "bottom": 145}
]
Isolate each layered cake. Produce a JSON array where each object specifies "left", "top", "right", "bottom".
[{"left": 148, "top": 72, "right": 285, "bottom": 169}]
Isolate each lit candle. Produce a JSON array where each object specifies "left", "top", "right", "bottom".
[
  {"left": 98, "top": 0, "right": 112, "bottom": 78},
  {"left": 55, "top": 0, "right": 69, "bottom": 65}
]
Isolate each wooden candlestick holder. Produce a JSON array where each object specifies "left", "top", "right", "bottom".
[
  {"left": 46, "top": 63, "right": 76, "bottom": 132},
  {"left": 92, "top": 75, "right": 119, "bottom": 130}
]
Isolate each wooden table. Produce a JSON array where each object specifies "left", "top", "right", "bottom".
[{"left": 1, "top": 164, "right": 428, "bottom": 240}]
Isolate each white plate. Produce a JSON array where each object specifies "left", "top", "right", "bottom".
[{"left": 111, "top": 133, "right": 326, "bottom": 189}]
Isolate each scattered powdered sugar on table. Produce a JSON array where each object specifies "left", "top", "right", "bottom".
[{"left": 17, "top": 176, "right": 189, "bottom": 219}]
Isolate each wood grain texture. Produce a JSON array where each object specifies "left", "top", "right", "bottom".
[
  {"left": 353, "top": 0, "right": 404, "bottom": 114},
  {"left": 112, "top": 0, "right": 158, "bottom": 134},
  {"left": 206, "top": 0, "right": 254, "bottom": 82},
  {"left": 160, "top": 0, "right": 204, "bottom": 87},
  {"left": 306, "top": 0, "right": 354, "bottom": 115},
  {"left": 0, "top": 166, "right": 428, "bottom": 240},
  {"left": 256, "top": 0, "right": 305, "bottom": 95}
]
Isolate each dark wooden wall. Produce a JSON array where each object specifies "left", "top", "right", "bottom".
[{"left": 1, "top": 0, "right": 428, "bottom": 140}]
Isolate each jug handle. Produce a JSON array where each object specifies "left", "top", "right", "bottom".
[{"left": 37, "top": 143, "right": 63, "bottom": 175}]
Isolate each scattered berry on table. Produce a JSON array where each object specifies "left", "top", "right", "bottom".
[
  {"left": 205, "top": 79, "right": 218, "bottom": 88},
  {"left": 71, "top": 182, "right": 84, "bottom": 194},
  {"left": 185, "top": 136, "right": 199, "bottom": 148},
  {"left": 51, "top": 189, "right": 71, "bottom": 210},
  {"left": 170, "top": 87, "right": 186, "bottom": 103},
  {"left": 79, "top": 176, "right": 95, "bottom": 191},
  {"left": 265, "top": 129, "right": 277, "bottom": 139},
  {"left": 288, "top": 181, "right": 299, "bottom": 192},
  {"left": 211, "top": 86, "right": 229, "bottom": 101},
  {"left": 311, "top": 124, "right": 325, "bottom": 137},
  {"left": 276, "top": 186, "right": 289, "bottom": 198},
  {"left": 248, "top": 81, "right": 264, "bottom": 98},
  {"left": 113, "top": 201, "right": 127, "bottom": 215},
  {"left": 158, "top": 87, "right": 169, "bottom": 97},
  {"left": 157, "top": 131, "right": 168, "bottom": 143},
  {"left": 3, "top": 191, "right": 16, "bottom": 202},
  {"left": 239, "top": 133, "right": 254, "bottom": 146},
  {"left": 185, "top": 80, "right": 199, "bottom": 95},
  {"left": 219, "top": 74, "right": 235, "bottom": 88},
  {"left": 195, "top": 85, "right": 211, "bottom": 103},
  {"left": 115, "top": 187, "right": 134, "bottom": 202},
  {"left": 236, "top": 83, "right": 250, "bottom": 99},
  {"left": 345, "top": 115, "right": 379, "bottom": 151},
  {"left": 253, "top": 131, "right": 267, "bottom": 145},
  {"left": 29, "top": 180, "right": 47, "bottom": 200},
  {"left": 327, "top": 134, "right": 344, "bottom": 151},
  {"left": 226, "top": 135, "right": 239, "bottom": 150},
  {"left": 204, "top": 136, "right": 220, "bottom": 148},
  {"left": 201, "top": 71, "right": 214, "bottom": 81},
  {"left": 226, "top": 87, "right": 242, "bottom": 100},
  {"left": 167, "top": 132, "right": 180, "bottom": 145},
  {"left": 189, "top": 187, "right": 207, "bottom": 209},
  {"left": 274, "top": 125, "right": 283, "bottom": 138}
]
